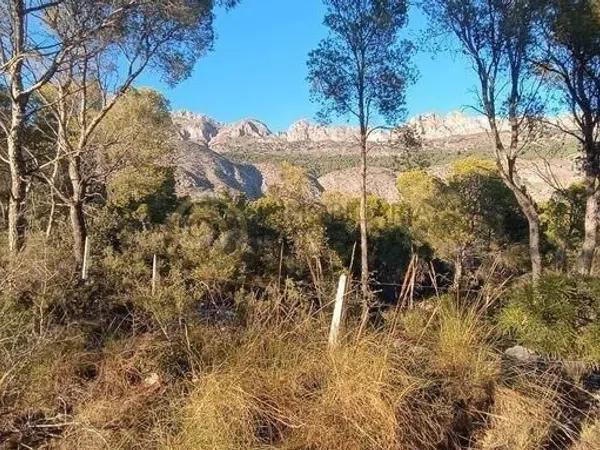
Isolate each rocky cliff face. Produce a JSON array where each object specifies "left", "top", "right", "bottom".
[
  {"left": 175, "top": 141, "right": 264, "bottom": 200},
  {"left": 172, "top": 110, "right": 580, "bottom": 202},
  {"left": 173, "top": 111, "right": 220, "bottom": 144},
  {"left": 174, "top": 111, "right": 505, "bottom": 146}
]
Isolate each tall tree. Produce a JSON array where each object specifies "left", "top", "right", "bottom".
[
  {"left": 0, "top": 0, "right": 134, "bottom": 255},
  {"left": 307, "top": 0, "right": 414, "bottom": 310},
  {"left": 535, "top": 0, "right": 600, "bottom": 274},
  {"left": 0, "top": 0, "right": 238, "bottom": 259},
  {"left": 40, "top": 0, "right": 232, "bottom": 270},
  {"left": 423, "top": 0, "right": 545, "bottom": 280}
]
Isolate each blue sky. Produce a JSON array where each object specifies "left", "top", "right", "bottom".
[{"left": 139, "top": 0, "right": 476, "bottom": 132}]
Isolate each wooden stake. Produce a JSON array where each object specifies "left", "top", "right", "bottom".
[
  {"left": 152, "top": 254, "right": 158, "bottom": 295},
  {"left": 329, "top": 273, "right": 348, "bottom": 350},
  {"left": 81, "top": 236, "right": 90, "bottom": 281}
]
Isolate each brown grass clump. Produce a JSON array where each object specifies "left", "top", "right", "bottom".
[
  {"left": 169, "top": 305, "right": 503, "bottom": 450},
  {"left": 169, "top": 320, "right": 430, "bottom": 450},
  {"left": 54, "top": 335, "right": 180, "bottom": 450},
  {"left": 476, "top": 382, "right": 560, "bottom": 450},
  {"left": 573, "top": 417, "right": 600, "bottom": 450}
]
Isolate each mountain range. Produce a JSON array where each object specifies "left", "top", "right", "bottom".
[{"left": 171, "top": 111, "right": 580, "bottom": 203}]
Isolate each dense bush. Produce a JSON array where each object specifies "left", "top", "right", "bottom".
[{"left": 498, "top": 273, "right": 600, "bottom": 362}]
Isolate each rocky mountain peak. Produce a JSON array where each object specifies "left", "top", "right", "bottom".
[
  {"left": 409, "top": 111, "right": 495, "bottom": 139},
  {"left": 173, "top": 111, "right": 221, "bottom": 144},
  {"left": 211, "top": 118, "right": 273, "bottom": 145}
]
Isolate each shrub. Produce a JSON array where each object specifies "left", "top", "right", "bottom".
[{"left": 497, "top": 273, "right": 600, "bottom": 362}]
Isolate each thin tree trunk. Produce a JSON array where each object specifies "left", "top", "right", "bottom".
[
  {"left": 69, "top": 201, "right": 86, "bottom": 268},
  {"left": 489, "top": 114, "right": 543, "bottom": 281},
  {"left": 68, "top": 156, "right": 86, "bottom": 268},
  {"left": 7, "top": 1, "right": 27, "bottom": 255},
  {"left": 7, "top": 101, "right": 27, "bottom": 255},
  {"left": 578, "top": 174, "right": 598, "bottom": 275},
  {"left": 512, "top": 184, "right": 543, "bottom": 281},
  {"left": 359, "top": 136, "right": 369, "bottom": 308}
]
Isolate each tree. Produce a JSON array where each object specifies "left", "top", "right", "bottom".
[
  {"left": 307, "top": 0, "right": 414, "bottom": 311},
  {"left": 0, "top": 0, "right": 239, "bottom": 258},
  {"left": 253, "top": 163, "right": 331, "bottom": 303},
  {"left": 423, "top": 0, "right": 545, "bottom": 280},
  {"left": 535, "top": 0, "right": 600, "bottom": 274},
  {"left": 33, "top": 0, "right": 237, "bottom": 270},
  {"left": 398, "top": 158, "right": 525, "bottom": 290},
  {"left": 0, "top": 0, "right": 134, "bottom": 255}
]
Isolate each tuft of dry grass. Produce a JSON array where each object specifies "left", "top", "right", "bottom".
[
  {"left": 573, "top": 417, "right": 600, "bottom": 450},
  {"left": 477, "top": 383, "right": 559, "bottom": 450}
]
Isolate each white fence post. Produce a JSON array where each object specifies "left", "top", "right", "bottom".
[
  {"left": 329, "top": 273, "right": 348, "bottom": 350},
  {"left": 81, "top": 236, "right": 90, "bottom": 281},
  {"left": 152, "top": 254, "right": 158, "bottom": 295}
]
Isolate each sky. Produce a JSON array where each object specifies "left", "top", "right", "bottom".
[{"left": 139, "top": 0, "right": 477, "bottom": 132}]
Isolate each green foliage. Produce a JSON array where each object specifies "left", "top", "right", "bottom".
[
  {"left": 540, "top": 183, "right": 586, "bottom": 269},
  {"left": 102, "top": 89, "right": 179, "bottom": 226},
  {"left": 323, "top": 193, "right": 412, "bottom": 291},
  {"left": 102, "top": 194, "right": 250, "bottom": 324},
  {"left": 307, "top": 0, "right": 414, "bottom": 126},
  {"left": 498, "top": 273, "right": 600, "bottom": 362},
  {"left": 397, "top": 159, "right": 527, "bottom": 286},
  {"left": 250, "top": 164, "right": 337, "bottom": 299}
]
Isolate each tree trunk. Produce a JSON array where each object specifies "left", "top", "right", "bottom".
[
  {"left": 6, "top": 1, "right": 27, "bottom": 255},
  {"left": 359, "top": 137, "right": 369, "bottom": 308},
  {"left": 526, "top": 207, "right": 543, "bottom": 281},
  {"left": 489, "top": 111, "right": 543, "bottom": 281},
  {"left": 69, "top": 201, "right": 86, "bottom": 268},
  {"left": 7, "top": 100, "right": 27, "bottom": 255},
  {"left": 577, "top": 174, "right": 598, "bottom": 275},
  {"left": 510, "top": 186, "right": 543, "bottom": 281},
  {"left": 68, "top": 156, "right": 87, "bottom": 269}
]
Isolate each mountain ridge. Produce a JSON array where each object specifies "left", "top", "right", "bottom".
[{"left": 171, "top": 110, "right": 580, "bottom": 203}]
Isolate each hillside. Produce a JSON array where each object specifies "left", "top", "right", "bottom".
[{"left": 172, "top": 111, "right": 580, "bottom": 202}]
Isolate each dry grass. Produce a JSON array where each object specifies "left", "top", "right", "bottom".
[
  {"left": 573, "top": 417, "right": 600, "bottom": 450},
  {"left": 167, "top": 300, "right": 503, "bottom": 450},
  {"left": 477, "top": 383, "right": 559, "bottom": 450},
  {"left": 2, "top": 289, "right": 596, "bottom": 450}
]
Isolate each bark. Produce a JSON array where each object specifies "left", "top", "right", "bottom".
[
  {"left": 577, "top": 174, "right": 599, "bottom": 275},
  {"left": 6, "top": 0, "right": 27, "bottom": 255},
  {"left": 498, "top": 168, "right": 543, "bottom": 281},
  {"left": 69, "top": 201, "right": 86, "bottom": 268},
  {"left": 68, "top": 156, "right": 87, "bottom": 267},
  {"left": 7, "top": 101, "right": 27, "bottom": 254},
  {"left": 488, "top": 110, "right": 543, "bottom": 281},
  {"left": 359, "top": 135, "right": 369, "bottom": 307}
]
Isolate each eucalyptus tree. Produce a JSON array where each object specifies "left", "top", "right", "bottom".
[
  {"left": 534, "top": 0, "right": 600, "bottom": 274},
  {"left": 422, "top": 0, "right": 545, "bottom": 280},
  {"left": 307, "top": 0, "right": 414, "bottom": 307}
]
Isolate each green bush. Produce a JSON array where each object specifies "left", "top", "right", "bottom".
[{"left": 498, "top": 273, "right": 600, "bottom": 362}]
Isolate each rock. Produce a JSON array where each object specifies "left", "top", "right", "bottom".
[
  {"left": 173, "top": 111, "right": 221, "bottom": 144},
  {"left": 210, "top": 118, "right": 272, "bottom": 145},
  {"left": 171, "top": 110, "right": 580, "bottom": 202},
  {"left": 504, "top": 345, "right": 540, "bottom": 363},
  {"left": 175, "top": 141, "right": 263, "bottom": 200},
  {"left": 409, "top": 111, "right": 496, "bottom": 139},
  {"left": 318, "top": 166, "right": 400, "bottom": 202},
  {"left": 285, "top": 119, "right": 388, "bottom": 143}
]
